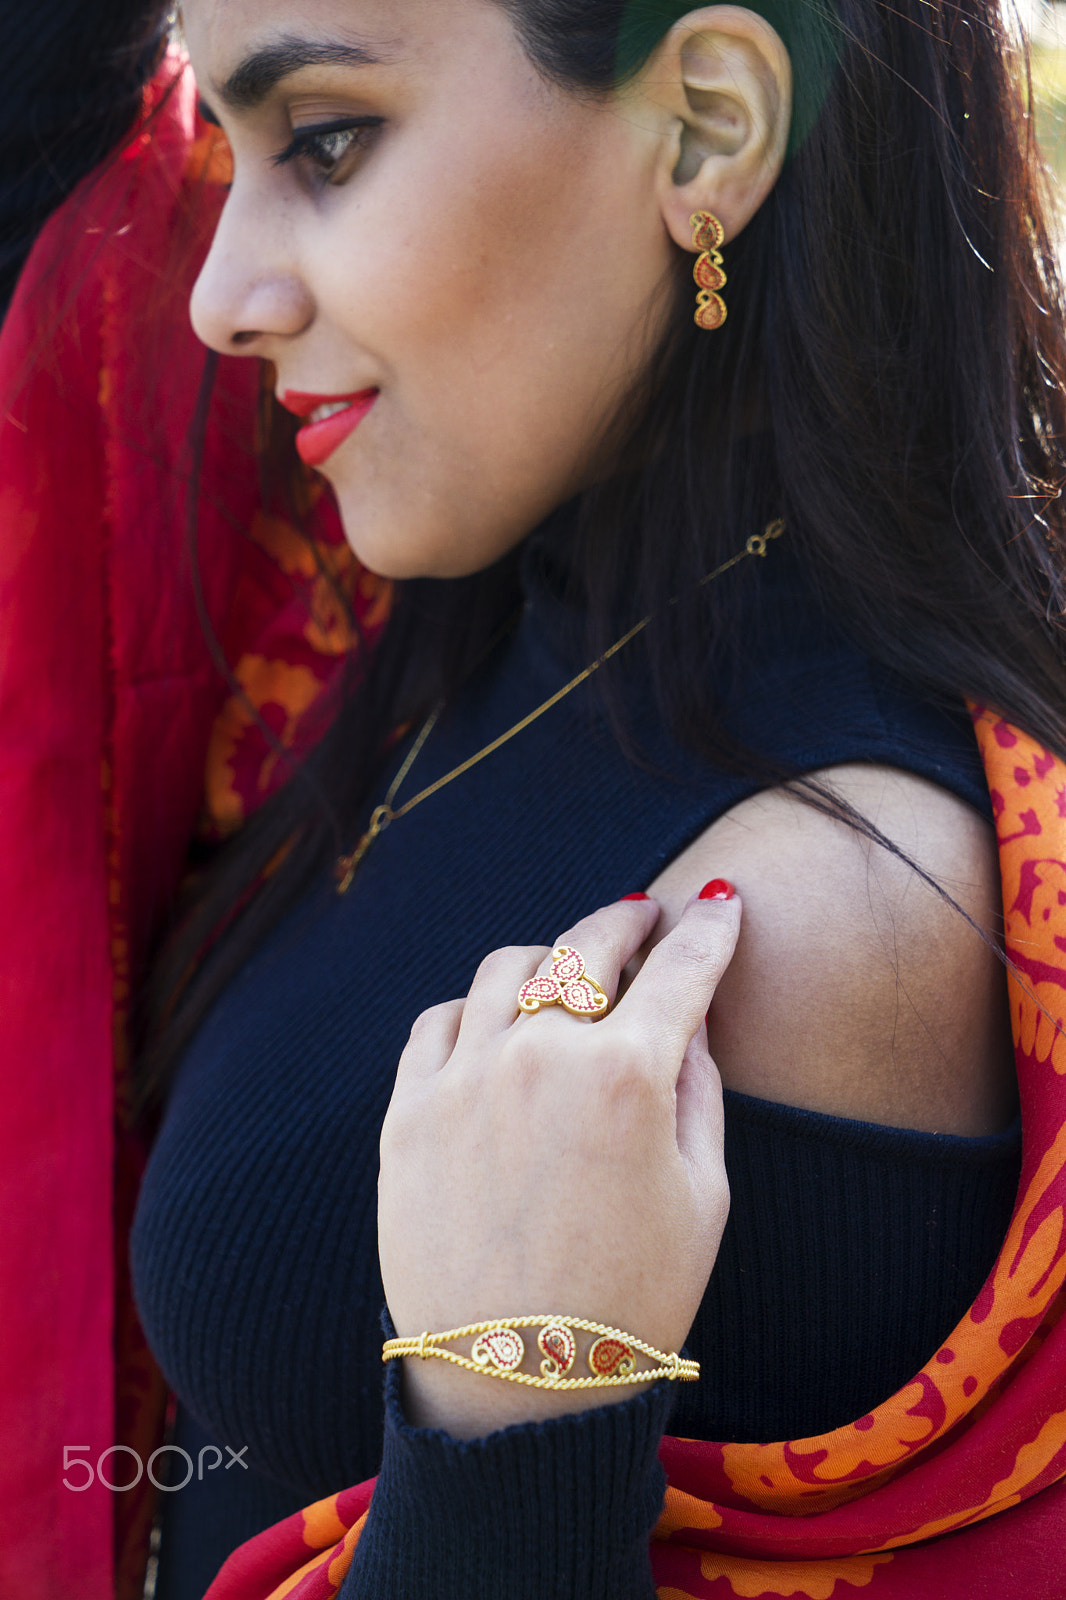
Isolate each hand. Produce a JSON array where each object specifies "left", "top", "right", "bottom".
[{"left": 377, "top": 889, "right": 741, "bottom": 1437}]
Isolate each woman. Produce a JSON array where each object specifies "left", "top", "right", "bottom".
[{"left": 4, "top": 0, "right": 1066, "bottom": 1595}]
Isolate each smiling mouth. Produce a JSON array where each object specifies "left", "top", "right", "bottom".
[
  {"left": 310, "top": 399, "right": 354, "bottom": 424},
  {"left": 281, "top": 388, "right": 379, "bottom": 468}
]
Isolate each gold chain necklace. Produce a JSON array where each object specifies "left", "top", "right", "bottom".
[{"left": 335, "top": 518, "right": 785, "bottom": 894}]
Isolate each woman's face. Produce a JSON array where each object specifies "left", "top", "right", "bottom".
[{"left": 184, "top": 0, "right": 679, "bottom": 579}]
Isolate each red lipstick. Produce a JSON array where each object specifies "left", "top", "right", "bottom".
[{"left": 282, "top": 389, "right": 378, "bottom": 467}]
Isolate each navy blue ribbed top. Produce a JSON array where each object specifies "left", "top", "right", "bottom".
[{"left": 131, "top": 540, "right": 1020, "bottom": 1599}]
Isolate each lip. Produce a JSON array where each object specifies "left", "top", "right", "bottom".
[{"left": 281, "top": 389, "right": 379, "bottom": 468}]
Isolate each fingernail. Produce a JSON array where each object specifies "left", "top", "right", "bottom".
[
  {"left": 621, "top": 892, "right": 650, "bottom": 902},
  {"left": 699, "top": 879, "right": 735, "bottom": 902}
]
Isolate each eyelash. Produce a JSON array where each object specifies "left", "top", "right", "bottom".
[{"left": 272, "top": 118, "right": 384, "bottom": 181}]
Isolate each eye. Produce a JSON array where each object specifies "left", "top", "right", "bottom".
[{"left": 272, "top": 118, "right": 384, "bottom": 183}]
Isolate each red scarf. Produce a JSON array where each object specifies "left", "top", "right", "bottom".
[{"left": 0, "top": 63, "right": 388, "bottom": 1599}]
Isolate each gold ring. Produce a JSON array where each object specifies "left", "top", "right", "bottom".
[{"left": 517, "top": 946, "right": 610, "bottom": 1019}]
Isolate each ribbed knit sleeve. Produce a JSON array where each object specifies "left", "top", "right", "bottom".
[
  {"left": 0, "top": 1, "right": 169, "bottom": 312},
  {"left": 341, "top": 1356, "right": 672, "bottom": 1600}
]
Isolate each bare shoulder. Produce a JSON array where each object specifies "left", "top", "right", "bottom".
[{"left": 645, "top": 765, "right": 1016, "bottom": 1135}]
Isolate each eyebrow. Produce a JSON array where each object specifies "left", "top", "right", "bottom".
[{"left": 213, "top": 35, "right": 394, "bottom": 113}]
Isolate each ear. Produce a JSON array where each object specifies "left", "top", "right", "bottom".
[{"left": 641, "top": 6, "right": 792, "bottom": 249}]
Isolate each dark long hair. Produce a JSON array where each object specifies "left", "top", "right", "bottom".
[
  {"left": 137, "top": 0, "right": 1066, "bottom": 1111},
  {"left": 0, "top": 1, "right": 173, "bottom": 312}
]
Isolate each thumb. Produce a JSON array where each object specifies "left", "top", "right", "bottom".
[{"left": 675, "top": 1025, "right": 728, "bottom": 1206}]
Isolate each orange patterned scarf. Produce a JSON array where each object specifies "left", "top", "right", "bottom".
[{"left": 205, "top": 708, "right": 1066, "bottom": 1599}]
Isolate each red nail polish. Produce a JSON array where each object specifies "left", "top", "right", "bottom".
[
  {"left": 621, "top": 892, "right": 650, "bottom": 901},
  {"left": 699, "top": 879, "right": 735, "bottom": 902}
]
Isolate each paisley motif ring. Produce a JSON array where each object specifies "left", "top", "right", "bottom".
[{"left": 517, "top": 946, "right": 610, "bottom": 1020}]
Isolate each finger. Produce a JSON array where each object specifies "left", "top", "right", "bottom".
[
  {"left": 393, "top": 999, "right": 465, "bottom": 1085},
  {"left": 674, "top": 1028, "right": 726, "bottom": 1179},
  {"left": 458, "top": 897, "right": 661, "bottom": 1045},
  {"left": 613, "top": 890, "right": 741, "bottom": 1070},
  {"left": 675, "top": 1032, "right": 731, "bottom": 1285},
  {"left": 453, "top": 945, "right": 550, "bottom": 1048},
  {"left": 518, "top": 896, "right": 660, "bottom": 1027},
  {"left": 542, "top": 895, "right": 661, "bottom": 1000}
]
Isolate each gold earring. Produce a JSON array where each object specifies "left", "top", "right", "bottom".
[{"left": 690, "top": 211, "right": 727, "bottom": 331}]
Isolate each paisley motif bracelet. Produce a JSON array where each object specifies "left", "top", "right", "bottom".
[{"left": 382, "top": 1315, "right": 699, "bottom": 1389}]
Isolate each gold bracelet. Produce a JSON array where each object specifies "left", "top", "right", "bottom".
[{"left": 382, "top": 1315, "right": 699, "bottom": 1390}]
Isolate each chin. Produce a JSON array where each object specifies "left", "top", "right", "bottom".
[
  {"left": 331, "top": 488, "right": 513, "bottom": 582},
  {"left": 329, "top": 491, "right": 428, "bottom": 579},
  {"left": 335, "top": 522, "right": 476, "bottom": 583}
]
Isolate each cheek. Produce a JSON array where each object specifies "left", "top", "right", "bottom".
[
  {"left": 307, "top": 99, "right": 670, "bottom": 574},
  {"left": 329, "top": 118, "right": 654, "bottom": 465}
]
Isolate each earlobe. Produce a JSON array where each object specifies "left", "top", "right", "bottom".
[{"left": 649, "top": 5, "right": 792, "bottom": 252}]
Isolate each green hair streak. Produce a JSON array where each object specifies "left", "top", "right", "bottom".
[{"left": 615, "top": 0, "right": 843, "bottom": 156}]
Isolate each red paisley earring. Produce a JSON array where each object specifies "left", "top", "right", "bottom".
[{"left": 690, "top": 210, "right": 727, "bottom": 331}]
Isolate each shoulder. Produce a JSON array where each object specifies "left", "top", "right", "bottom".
[{"left": 645, "top": 765, "right": 1016, "bottom": 1135}]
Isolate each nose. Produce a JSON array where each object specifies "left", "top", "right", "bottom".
[{"left": 190, "top": 181, "right": 315, "bottom": 356}]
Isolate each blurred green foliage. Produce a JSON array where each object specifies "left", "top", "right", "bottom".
[{"left": 1031, "top": 40, "right": 1066, "bottom": 197}]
